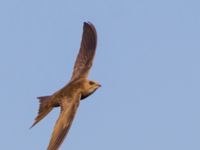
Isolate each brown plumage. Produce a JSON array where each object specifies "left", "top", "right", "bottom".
[{"left": 31, "top": 22, "right": 101, "bottom": 150}]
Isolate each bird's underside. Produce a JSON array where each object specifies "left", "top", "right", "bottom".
[{"left": 31, "top": 22, "right": 100, "bottom": 150}]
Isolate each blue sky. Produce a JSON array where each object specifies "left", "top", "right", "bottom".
[{"left": 0, "top": 0, "right": 200, "bottom": 149}]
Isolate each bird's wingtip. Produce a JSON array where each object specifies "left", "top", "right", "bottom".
[
  {"left": 29, "top": 121, "right": 36, "bottom": 129},
  {"left": 83, "top": 21, "right": 95, "bottom": 28}
]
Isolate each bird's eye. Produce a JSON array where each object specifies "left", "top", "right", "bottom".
[{"left": 89, "top": 81, "right": 94, "bottom": 85}]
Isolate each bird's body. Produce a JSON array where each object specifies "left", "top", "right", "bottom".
[{"left": 31, "top": 22, "right": 100, "bottom": 150}]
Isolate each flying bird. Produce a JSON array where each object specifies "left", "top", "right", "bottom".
[{"left": 31, "top": 22, "right": 100, "bottom": 150}]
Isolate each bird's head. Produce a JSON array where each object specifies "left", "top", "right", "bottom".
[
  {"left": 81, "top": 80, "right": 101, "bottom": 100},
  {"left": 88, "top": 80, "right": 101, "bottom": 91}
]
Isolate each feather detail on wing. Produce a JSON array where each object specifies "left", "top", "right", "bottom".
[
  {"left": 71, "top": 22, "right": 97, "bottom": 81},
  {"left": 47, "top": 94, "right": 81, "bottom": 150}
]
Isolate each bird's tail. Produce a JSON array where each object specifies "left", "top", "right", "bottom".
[{"left": 30, "top": 96, "right": 53, "bottom": 128}]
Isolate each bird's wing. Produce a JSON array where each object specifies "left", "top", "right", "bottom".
[
  {"left": 71, "top": 22, "right": 97, "bottom": 81},
  {"left": 47, "top": 93, "right": 81, "bottom": 150}
]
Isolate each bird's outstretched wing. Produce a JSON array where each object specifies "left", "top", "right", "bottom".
[
  {"left": 71, "top": 22, "right": 97, "bottom": 81},
  {"left": 47, "top": 94, "right": 81, "bottom": 150}
]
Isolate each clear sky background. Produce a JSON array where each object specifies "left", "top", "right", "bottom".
[{"left": 0, "top": 0, "right": 200, "bottom": 150}]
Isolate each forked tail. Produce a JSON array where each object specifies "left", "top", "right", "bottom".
[{"left": 30, "top": 96, "right": 53, "bottom": 128}]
